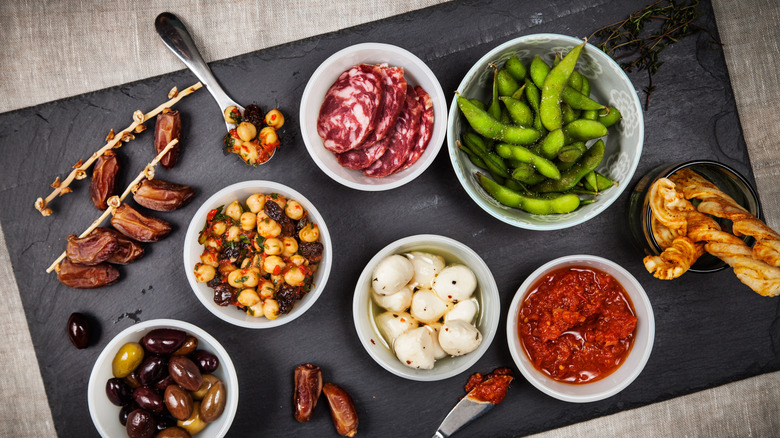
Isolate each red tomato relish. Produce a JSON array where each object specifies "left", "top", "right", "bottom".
[{"left": 518, "top": 266, "right": 637, "bottom": 384}]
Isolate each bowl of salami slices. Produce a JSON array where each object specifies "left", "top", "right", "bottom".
[{"left": 300, "top": 43, "right": 447, "bottom": 191}]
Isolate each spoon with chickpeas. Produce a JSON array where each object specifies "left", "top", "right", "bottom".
[{"left": 155, "top": 12, "right": 284, "bottom": 166}]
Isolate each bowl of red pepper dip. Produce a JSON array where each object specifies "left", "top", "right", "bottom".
[{"left": 507, "top": 255, "right": 654, "bottom": 403}]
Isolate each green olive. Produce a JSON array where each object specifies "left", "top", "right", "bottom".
[
  {"left": 177, "top": 401, "right": 207, "bottom": 435},
  {"left": 111, "top": 342, "right": 145, "bottom": 378},
  {"left": 191, "top": 374, "right": 220, "bottom": 401}
]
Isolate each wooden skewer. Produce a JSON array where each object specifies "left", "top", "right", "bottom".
[
  {"left": 45, "top": 139, "right": 178, "bottom": 274},
  {"left": 35, "top": 82, "right": 202, "bottom": 216}
]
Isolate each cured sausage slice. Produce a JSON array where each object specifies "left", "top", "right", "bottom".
[
  {"left": 398, "top": 86, "right": 435, "bottom": 172},
  {"left": 336, "top": 135, "right": 392, "bottom": 170},
  {"left": 355, "top": 66, "right": 407, "bottom": 150},
  {"left": 363, "top": 87, "right": 422, "bottom": 178},
  {"left": 317, "top": 64, "right": 384, "bottom": 153}
]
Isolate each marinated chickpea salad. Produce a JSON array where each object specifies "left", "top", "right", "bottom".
[
  {"left": 193, "top": 192, "right": 323, "bottom": 320},
  {"left": 370, "top": 251, "right": 483, "bottom": 369},
  {"left": 223, "top": 104, "right": 285, "bottom": 166}
]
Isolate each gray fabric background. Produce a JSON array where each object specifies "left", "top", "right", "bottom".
[{"left": 1, "top": 0, "right": 778, "bottom": 436}]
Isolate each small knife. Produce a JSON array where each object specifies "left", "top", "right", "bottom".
[{"left": 432, "top": 374, "right": 513, "bottom": 438}]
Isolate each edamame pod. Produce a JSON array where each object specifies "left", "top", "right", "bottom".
[
  {"left": 500, "top": 96, "right": 534, "bottom": 127},
  {"left": 469, "top": 99, "right": 486, "bottom": 111},
  {"left": 461, "top": 135, "right": 509, "bottom": 178},
  {"left": 494, "top": 143, "right": 560, "bottom": 180},
  {"left": 598, "top": 106, "right": 622, "bottom": 128},
  {"left": 488, "top": 64, "right": 501, "bottom": 120},
  {"left": 511, "top": 163, "right": 535, "bottom": 180},
  {"left": 540, "top": 129, "right": 565, "bottom": 160},
  {"left": 534, "top": 139, "right": 605, "bottom": 193},
  {"left": 457, "top": 95, "right": 542, "bottom": 145},
  {"left": 582, "top": 109, "right": 598, "bottom": 120},
  {"left": 562, "top": 119, "right": 608, "bottom": 143},
  {"left": 540, "top": 42, "right": 585, "bottom": 131},
  {"left": 505, "top": 56, "right": 527, "bottom": 81},
  {"left": 457, "top": 143, "right": 487, "bottom": 169},
  {"left": 530, "top": 55, "right": 605, "bottom": 111},
  {"left": 477, "top": 173, "right": 580, "bottom": 214},
  {"left": 562, "top": 104, "right": 578, "bottom": 124},
  {"left": 557, "top": 141, "right": 587, "bottom": 163},
  {"left": 497, "top": 69, "right": 520, "bottom": 97},
  {"left": 583, "top": 171, "right": 617, "bottom": 192}
]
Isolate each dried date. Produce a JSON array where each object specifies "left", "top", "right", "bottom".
[
  {"left": 322, "top": 383, "right": 358, "bottom": 437},
  {"left": 133, "top": 179, "right": 195, "bottom": 211},
  {"left": 154, "top": 110, "right": 182, "bottom": 169},
  {"left": 90, "top": 150, "right": 120, "bottom": 210},
  {"left": 104, "top": 228, "right": 145, "bottom": 265},
  {"left": 57, "top": 259, "right": 120, "bottom": 289},
  {"left": 293, "top": 364, "right": 322, "bottom": 423},
  {"left": 111, "top": 204, "right": 171, "bottom": 242},
  {"left": 66, "top": 230, "right": 118, "bottom": 265}
]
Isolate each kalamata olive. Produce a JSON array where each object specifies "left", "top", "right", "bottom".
[
  {"left": 124, "top": 371, "right": 142, "bottom": 389},
  {"left": 168, "top": 356, "right": 203, "bottom": 391},
  {"left": 126, "top": 408, "right": 157, "bottom": 438},
  {"left": 191, "top": 374, "right": 220, "bottom": 400},
  {"left": 164, "top": 384, "right": 194, "bottom": 420},
  {"left": 137, "top": 355, "right": 168, "bottom": 386},
  {"left": 172, "top": 336, "right": 198, "bottom": 356},
  {"left": 119, "top": 403, "right": 137, "bottom": 426},
  {"left": 177, "top": 402, "right": 206, "bottom": 435},
  {"left": 191, "top": 350, "right": 219, "bottom": 373},
  {"left": 112, "top": 342, "right": 145, "bottom": 378},
  {"left": 154, "top": 375, "right": 176, "bottom": 392},
  {"left": 106, "top": 377, "right": 132, "bottom": 406},
  {"left": 199, "top": 380, "right": 226, "bottom": 422},
  {"left": 133, "top": 387, "right": 164, "bottom": 414},
  {"left": 156, "top": 426, "right": 191, "bottom": 438},
  {"left": 213, "top": 284, "right": 236, "bottom": 306},
  {"left": 141, "top": 328, "right": 187, "bottom": 354},
  {"left": 67, "top": 313, "right": 93, "bottom": 349},
  {"left": 155, "top": 414, "right": 177, "bottom": 431}
]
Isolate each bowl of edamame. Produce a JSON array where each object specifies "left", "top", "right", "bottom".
[{"left": 447, "top": 33, "right": 644, "bottom": 230}]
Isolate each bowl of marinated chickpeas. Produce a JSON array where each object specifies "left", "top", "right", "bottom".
[{"left": 183, "top": 181, "right": 332, "bottom": 328}]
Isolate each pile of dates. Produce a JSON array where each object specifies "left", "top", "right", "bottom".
[
  {"left": 294, "top": 364, "right": 358, "bottom": 437},
  {"left": 106, "top": 328, "right": 227, "bottom": 438}
]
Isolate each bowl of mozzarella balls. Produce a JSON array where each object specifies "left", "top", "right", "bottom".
[{"left": 353, "top": 234, "right": 499, "bottom": 381}]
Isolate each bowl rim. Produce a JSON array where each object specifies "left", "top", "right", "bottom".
[
  {"left": 352, "top": 234, "right": 500, "bottom": 381},
  {"left": 87, "top": 318, "right": 239, "bottom": 437},
  {"left": 299, "top": 42, "right": 447, "bottom": 192},
  {"left": 182, "top": 180, "right": 332, "bottom": 329},
  {"left": 447, "top": 33, "right": 645, "bottom": 230},
  {"left": 506, "top": 254, "right": 655, "bottom": 402}
]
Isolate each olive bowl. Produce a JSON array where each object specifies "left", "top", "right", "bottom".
[
  {"left": 182, "top": 180, "right": 332, "bottom": 329},
  {"left": 87, "top": 319, "right": 239, "bottom": 437},
  {"left": 447, "top": 33, "right": 644, "bottom": 230},
  {"left": 506, "top": 255, "right": 654, "bottom": 403},
  {"left": 352, "top": 234, "right": 500, "bottom": 381}
]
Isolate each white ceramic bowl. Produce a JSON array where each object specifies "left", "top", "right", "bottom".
[
  {"left": 88, "top": 319, "right": 238, "bottom": 437},
  {"left": 506, "top": 255, "right": 654, "bottom": 402},
  {"left": 300, "top": 42, "right": 447, "bottom": 191},
  {"left": 353, "top": 234, "right": 500, "bottom": 381},
  {"left": 448, "top": 33, "right": 644, "bottom": 230},
  {"left": 183, "top": 181, "right": 332, "bottom": 328}
]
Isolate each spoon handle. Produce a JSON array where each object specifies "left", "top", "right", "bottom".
[{"left": 155, "top": 12, "right": 239, "bottom": 113}]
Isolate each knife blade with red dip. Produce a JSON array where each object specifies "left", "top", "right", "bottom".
[{"left": 463, "top": 367, "right": 513, "bottom": 404}]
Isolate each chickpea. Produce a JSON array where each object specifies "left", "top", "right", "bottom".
[
  {"left": 225, "top": 201, "right": 244, "bottom": 221},
  {"left": 250, "top": 254, "right": 262, "bottom": 268},
  {"left": 205, "top": 237, "right": 222, "bottom": 251},
  {"left": 257, "top": 217, "right": 282, "bottom": 238},
  {"left": 263, "top": 299, "right": 280, "bottom": 320},
  {"left": 290, "top": 254, "right": 307, "bottom": 266},
  {"left": 223, "top": 105, "right": 240, "bottom": 124},
  {"left": 246, "top": 193, "right": 266, "bottom": 213},
  {"left": 258, "top": 280, "right": 275, "bottom": 300},
  {"left": 243, "top": 268, "right": 260, "bottom": 288},
  {"left": 236, "top": 121, "right": 258, "bottom": 142},
  {"left": 263, "top": 255, "right": 286, "bottom": 275},
  {"left": 225, "top": 225, "right": 241, "bottom": 242},
  {"left": 238, "top": 142, "right": 259, "bottom": 165},
  {"left": 194, "top": 263, "right": 215, "bottom": 283},
  {"left": 237, "top": 289, "right": 261, "bottom": 307},
  {"left": 240, "top": 212, "right": 257, "bottom": 231},
  {"left": 200, "top": 250, "right": 219, "bottom": 268},
  {"left": 219, "top": 262, "right": 238, "bottom": 276},
  {"left": 263, "top": 238, "right": 283, "bottom": 255},
  {"left": 211, "top": 221, "right": 227, "bottom": 236},
  {"left": 264, "top": 109, "right": 285, "bottom": 129},
  {"left": 298, "top": 223, "right": 320, "bottom": 242},
  {"left": 259, "top": 127, "right": 280, "bottom": 149},
  {"left": 270, "top": 274, "right": 284, "bottom": 287},
  {"left": 240, "top": 257, "right": 251, "bottom": 269},
  {"left": 266, "top": 193, "right": 287, "bottom": 208},
  {"left": 281, "top": 237, "right": 298, "bottom": 258},
  {"left": 228, "top": 269, "right": 247, "bottom": 288},
  {"left": 284, "top": 200, "right": 304, "bottom": 220},
  {"left": 283, "top": 266, "right": 307, "bottom": 287},
  {"left": 248, "top": 302, "right": 264, "bottom": 318}
]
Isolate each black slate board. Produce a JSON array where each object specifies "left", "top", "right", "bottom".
[{"left": 1, "top": 0, "right": 777, "bottom": 436}]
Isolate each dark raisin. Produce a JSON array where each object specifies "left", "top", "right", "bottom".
[
  {"left": 277, "top": 285, "right": 301, "bottom": 314},
  {"left": 213, "top": 285, "right": 237, "bottom": 306},
  {"left": 279, "top": 217, "right": 295, "bottom": 237},
  {"left": 295, "top": 216, "right": 309, "bottom": 234},
  {"left": 206, "top": 276, "right": 222, "bottom": 288},
  {"left": 221, "top": 245, "right": 241, "bottom": 262},
  {"left": 264, "top": 200, "right": 284, "bottom": 222},
  {"left": 299, "top": 242, "right": 324, "bottom": 263},
  {"left": 243, "top": 104, "right": 264, "bottom": 128}
]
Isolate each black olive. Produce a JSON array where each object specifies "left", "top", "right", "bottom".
[{"left": 67, "top": 312, "right": 93, "bottom": 349}]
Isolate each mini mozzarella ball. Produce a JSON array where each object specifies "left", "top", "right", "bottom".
[
  {"left": 284, "top": 266, "right": 307, "bottom": 287},
  {"left": 281, "top": 236, "right": 299, "bottom": 257},
  {"left": 257, "top": 217, "right": 282, "bottom": 238},
  {"left": 224, "top": 200, "right": 243, "bottom": 221},
  {"left": 263, "top": 255, "right": 286, "bottom": 275},
  {"left": 444, "top": 299, "right": 478, "bottom": 324},
  {"left": 237, "top": 289, "right": 261, "bottom": 307},
  {"left": 425, "top": 323, "right": 449, "bottom": 360},
  {"left": 194, "top": 263, "right": 215, "bottom": 283},
  {"left": 410, "top": 288, "right": 450, "bottom": 324},
  {"left": 371, "top": 255, "right": 414, "bottom": 296},
  {"left": 393, "top": 327, "right": 435, "bottom": 369},
  {"left": 438, "top": 320, "right": 482, "bottom": 356},
  {"left": 298, "top": 223, "right": 320, "bottom": 243},
  {"left": 246, "top": 193, "right": 266, "bottom": 213},
  {"left": 285, "top": 200, "right": 304, "bottom": 220},
  {"left": 263, "top": 299, "right": 280, "bottom": 320},
  {"left": 239, "top": 212, "right": 257, "bottom": 231},
  {"left": 433, "top": 265, "right": 478, "bottom": 302},
  {"left": 375, "top": 311, "right": 417, "bottom": 345},
  {"left": 236, "top": 121, "right": 258, "bottom": 142},
  {"left": 406, "top": 251, "right": 445, "bottom": 289},
  {"left": 263, "top": 238, "right": 283, "bottom": 255},
  {"left": 372, "top": 285, "right": 413, "bottom": 313}
]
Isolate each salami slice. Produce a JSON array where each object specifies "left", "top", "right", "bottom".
[
  {"left": 398, "top": 86, "right": 434, "bottom": 172},
  {"left": 317, "top": 64, "right": 384, "bottom": 153},
  {"left": 355, "top": 66, "right": 407, "bottom": 150},
  {"left": 363, "top": 87, "right": 422, "bottom": 178},
  {"left": 336, "top": 135, "right": 392, "bottom": 170}
]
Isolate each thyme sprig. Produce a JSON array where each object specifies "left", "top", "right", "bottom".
[{"left": 588, "top": 0, "right": 717, "bottom": 110}]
